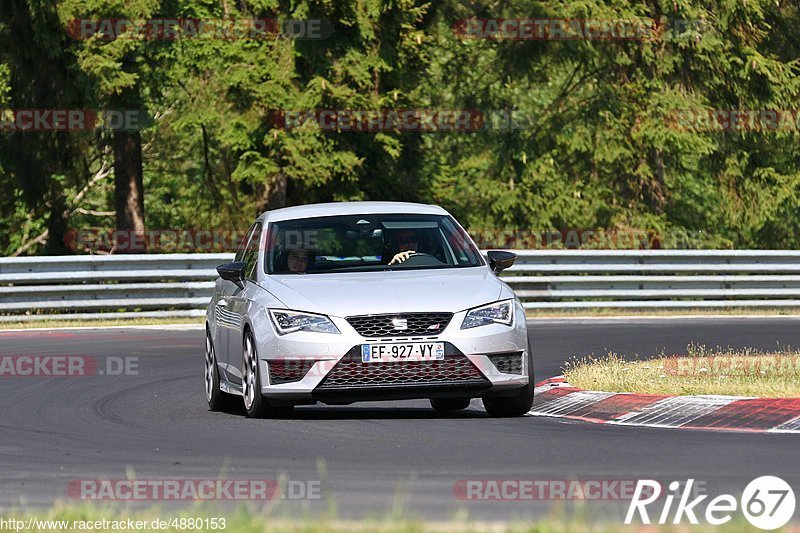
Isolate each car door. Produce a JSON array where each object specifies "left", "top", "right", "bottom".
[
  {"left": 225, "top": 220, "right": 263, "bottom": 386},
  {"left": 213, "top": 222, "right": 258, "bottom": 384}
]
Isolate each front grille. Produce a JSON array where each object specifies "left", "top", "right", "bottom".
[
  {"left": 268, "top": 359, "right": 316, "bottom": 385},
  {"left": 316, "top": 349, "right": 488, "bottom": 390},
  {"left": 346, "top": 313, "right": 453, "bottom": 337},
  {"left": 487, "top": 352, "right": 523, "bottom": 375}
]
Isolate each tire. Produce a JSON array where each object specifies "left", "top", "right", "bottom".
[
  {"left": 430, "top": 398, "right": 471, "bottom": 413},
  {"left": 242, "top": 330, "right": 294, "bottom": 419},
  {"left": 205, "top": 330, "right": 236, "bottom": 411},
  {"left": 482, "top": 338, "right": 535, "bottom": 418}
]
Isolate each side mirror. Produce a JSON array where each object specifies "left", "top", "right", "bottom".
[
  {"left": 217, "top": 261, "right": 246, "bottom": 287},
  {"left": 487, "top": 250, "right": 516, "bottom": 275}
]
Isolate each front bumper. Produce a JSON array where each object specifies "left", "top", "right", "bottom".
[{"left": 252, "top": 302, "right": 530, "bottom": 403}]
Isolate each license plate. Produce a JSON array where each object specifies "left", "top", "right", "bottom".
[{"left": 361, "top": 342, "right": 445, "bottom": 363}]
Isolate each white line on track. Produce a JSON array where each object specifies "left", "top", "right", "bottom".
[{"left": 527, "top": 315, "right": 800, "bottom": 324}]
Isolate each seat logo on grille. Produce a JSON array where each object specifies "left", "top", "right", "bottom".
[{"left": 391, "top": 318, "right": 408, "bottom": 330}]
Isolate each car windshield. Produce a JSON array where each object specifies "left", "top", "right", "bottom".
[{"left": 266, "top": 214, "right": 484, "bottom": 274}]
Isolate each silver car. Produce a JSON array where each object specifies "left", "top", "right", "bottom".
[{"left": 204, "top": 202, "right": 533, "bottom": 418}]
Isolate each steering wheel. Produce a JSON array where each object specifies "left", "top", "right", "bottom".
[{"left": 397, "top": 252, "right": 440, "bottom": 266}]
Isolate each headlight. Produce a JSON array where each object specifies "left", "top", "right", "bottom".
[
  {"left": 268, "top": 309, "right": 340, "bottom": 335},
  {"left": 460, "top": 300, "right": 514, "bottom": 329}
]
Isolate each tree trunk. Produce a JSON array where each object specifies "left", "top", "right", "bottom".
[
  {"left": 257, "top": 171, "right": 288, "bottom": 213},
  {"left": 43, "top": 192, "right": 68, "bottom": 255},
  {"left": 647, "top": 147, "right": 667, "bottom": 214},
  {"left": 113, "top": 130, "right": 145, "bottom": 252}
]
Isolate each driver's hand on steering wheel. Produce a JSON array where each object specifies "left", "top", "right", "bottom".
[{"left": 389, "top": 250, "right": 416, "bottom": 265}]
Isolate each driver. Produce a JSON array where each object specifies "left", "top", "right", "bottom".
[{"left": 388, "top": 229, "right": 420, "bottom": 265}]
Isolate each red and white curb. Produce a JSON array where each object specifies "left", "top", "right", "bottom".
[{"left": 530, "top": 376, "right": 800, "bottom": 434}]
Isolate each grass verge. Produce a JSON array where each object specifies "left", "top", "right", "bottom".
[
  {"left": 563, "top": 345, "right": 800, "bottom": 397},
  {"left": 0, "top": 307, "right": 797, "bottom": 331},
  {"left": 0, "top": 503, "right": 780, "bottom": 533},
  {"left": 0, "top": 316, "right": 204, "bottom": 330}
]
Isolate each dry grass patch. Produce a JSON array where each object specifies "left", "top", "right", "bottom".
[{"left": 564, "top": 345, "right": 800, "bottom": 397}]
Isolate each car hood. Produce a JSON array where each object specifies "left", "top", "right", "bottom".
[{"left": 262, "top": 267, "right": 504, "bottom": 317}]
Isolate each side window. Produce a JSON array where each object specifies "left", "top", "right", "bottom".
[
  {"left": 243, "top": 222, "right": 263, "bottom": 281},
  {"left": 442, "top": 217, "right": 480, "bottom": 265},
  {"left": 234, "top": 224, "right": 256, "bottom": 263}
]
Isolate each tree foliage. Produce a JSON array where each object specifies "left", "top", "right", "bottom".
[{"left": 2, "top": 0, "right": 800, "bottom": 254}]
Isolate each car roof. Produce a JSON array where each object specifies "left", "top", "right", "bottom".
[{"left": 260, "top": 201, "right": 449, "bottom": 223}]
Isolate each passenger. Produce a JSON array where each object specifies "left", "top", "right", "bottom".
[{"left": 287, "top": 249, "right": 314, "bottom": 273}]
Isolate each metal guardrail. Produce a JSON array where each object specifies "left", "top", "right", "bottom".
[
  {"left": 2, "top": 251, "right": 800, "bottom": 321},
  {"left": 502, "top": 250, "right": 800, "bottom": 309},
  {"left": 0, "top": 254, "right": 229, "bottom": 321}
]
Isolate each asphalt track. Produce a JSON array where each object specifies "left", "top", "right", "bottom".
[{"left": 1, "top": 317, "right": 799, "bottom": 522}]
